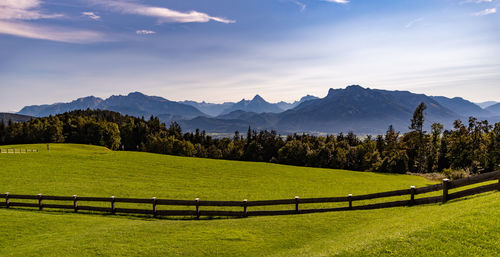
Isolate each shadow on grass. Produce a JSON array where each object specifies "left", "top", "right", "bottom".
[
  {"left": 0, "top": 207, "right": 239, "bottom": 221},
  {"left": 446, "top": 191, "right": 498, "bottom": 204}
]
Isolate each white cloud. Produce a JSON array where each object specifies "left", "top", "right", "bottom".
[
  {"left": 323, "top": 0, "right": 350, "bottom": 4},
  {"left": 0, "top": 0, "right": 62, "bottom": 20},
  {"left": 136, "top": 29, "right": 155, "bottom": 35},
  {"left": 0, "top": 20, "right": 106, "bottom": 43},
  {"left": 473, "top": 8, "right": 496, "bottom": 16},
  {"left": 96, "top": 1, "right": 235, "bottom": 24},
  {"left": 82, "top": 11, "right": 100, "bottom": 20}
]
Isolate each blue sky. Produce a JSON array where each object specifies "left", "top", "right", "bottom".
[{"left": 0, "top": 0, "right": 499, "bottom": 112}]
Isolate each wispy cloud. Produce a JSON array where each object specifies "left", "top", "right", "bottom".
[
  {"left": 462, "top": 0, "right": 493, "bottom": 3},
  {"left": 0, "top": 20, "right": 106, "bottom": 43},
  {"left": 82, "top": 11, "right": 100, "bottom": 20},
  {"left": 473, "top": 8, "right": 496, "bottom": 16},
  {"left": 136, "top": 29, "right": 155, "bottom": 35},
  {"left": 95, "top": 1, "right": 235, "bottom": 24},
  {"left": 0, "top": 0, "right": 63, "bottom": 20},
  {"left": 0, "top": 1, "right": 105, "bottom": 43},
  {"left": 291, "top": 0, "right": 307, "bottom": 12},
  {"left": 323, "top": 0, "right": 350, "bottom": 4},
  {"left": 405, "top": 17, "right": 424, "bottom": 28}
]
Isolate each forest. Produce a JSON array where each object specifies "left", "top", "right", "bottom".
[{"left": 1, "top": 103, "right": 499, "bottom": 176}]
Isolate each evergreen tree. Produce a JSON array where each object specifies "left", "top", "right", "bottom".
[{"left": 409, "top": 102, "right": 427, "bottom": 173}]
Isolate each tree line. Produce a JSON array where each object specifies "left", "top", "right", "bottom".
[{"left": 1, "top": 104, "right": 499, "bottom": 175}]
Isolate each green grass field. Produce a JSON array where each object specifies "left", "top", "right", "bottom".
[{"left": 0, "top": 144, "right": 498, "bottom": 256}]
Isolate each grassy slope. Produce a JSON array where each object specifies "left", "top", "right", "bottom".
[
  {"left": 0, "top": 144, "right": 434, "bottom": 199},
  {"left": 0, "top": 144, "right": 498, "bottom": 256}
]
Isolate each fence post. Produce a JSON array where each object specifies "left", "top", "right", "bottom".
[
  {"left": 442, "top": 179, "right": 450, "bottom": 203},
  {"left": 195, "top": 198, "right": 200, "bottom": 219},
  {"left": 152, "top": 197, "right": 157, "bottom": 217},
  {"left": 38, "top": 193, "right": 43, "bottom": 211},
  {"left": 295, "top": 196, "right": 299, "bottom": 213},
  {"left": 410, "top": 186, "right": 416, "bottom": 206},
  {"left": 73, "top": 195, "right": 78, "bottom": 213},
  {"left": 348, "top": 194, "right": 352, "bottom": 209},
  {"left": 5, "top": 192, "right": 9, "bottom": 208},
  {"left": 243, "top": 199, "right": 248, "bottom": 217},
  {"left": 111, "top": 196, "right": 116, "bottom": 214}
]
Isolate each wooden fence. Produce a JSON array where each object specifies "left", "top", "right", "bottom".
[
  {"left": 0, "top": 149, "right": 39, "bottom": 154},
  {"left": 1, "top": 170, "right": 499, "bottom": 219}
]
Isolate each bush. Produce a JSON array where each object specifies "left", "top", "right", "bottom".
[{"left": 442, "top": 168, "right": 468, "bottom": 180}]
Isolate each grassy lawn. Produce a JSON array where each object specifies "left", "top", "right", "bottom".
[{"left": 0, "top": 144, "right": 498, "bottom": 256}]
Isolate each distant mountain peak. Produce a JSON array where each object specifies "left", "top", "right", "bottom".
[
  {"left": 127, "top": 92, "right": 147, "bottom": 97},
  {"left": 327, "top": 85, "right": 366, "bottom": 97},
  {"left": 252, "top": 94, "right": 265, "bottom": 102},
  {"left": 220, "top": 94, "right": 283, "bottom": 115},
  {"left": 346, "top": 84, "right": 364, "bottom": 90},
  {"left": 74, "top": 96, "right": 103, "bottom": 103},
  {"left": 299, "top": 95, "right": 317, "bottom": 101}
]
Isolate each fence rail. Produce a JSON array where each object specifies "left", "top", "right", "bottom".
[
  {"left": 0, "top": 149, "right": 39, "bottom": 154},
  {"left": 1, "top": 170, "right": 499, "bottom": 219}
]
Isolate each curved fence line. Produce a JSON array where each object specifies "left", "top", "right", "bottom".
[{"left": 1, "top": 170, "right": 499, "bottom": 219}]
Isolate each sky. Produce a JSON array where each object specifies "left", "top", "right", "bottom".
[{"left": 0, "top": 0, "right": 499, "bottom": 112}]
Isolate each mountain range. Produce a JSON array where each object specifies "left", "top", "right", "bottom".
[
  {"left": 475, "top": 101, "right": 499, "bottom": 109},
  {"left": 19, "top": 92, "right": 205, "bottom": 122},
  {"left": 15, "top": 85, "right": 500, "bottom": 134}
]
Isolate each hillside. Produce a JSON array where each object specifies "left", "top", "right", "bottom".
[
  {"left": 0, "top": 113, "right": 32, "bottom": 123},
  {"left": 0, "top": 143, "right": 434, "bottom": 199},
  {"left": 431, "top": 96, "right": 492, "bottom": 118},
  {"left": 276, "top": 95, "right": 319, "bottom": 110},
  {"left": 476, "top": 101, "right": 499, "bottom": 109},
  {"left": 181, "top": 101, "right": 234, "bottom": 117},
  {"left": 486, "top": 103, "right": 500, "bottom": 116},
  {"left": 0, "top": 144, "right": 498, "bottom": 256},
  {"left": 180, "top": 111, "right": 279, "bottom": 132},
  {"left": 18, "top": 96, "right": 103, "bottom": 117}
]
